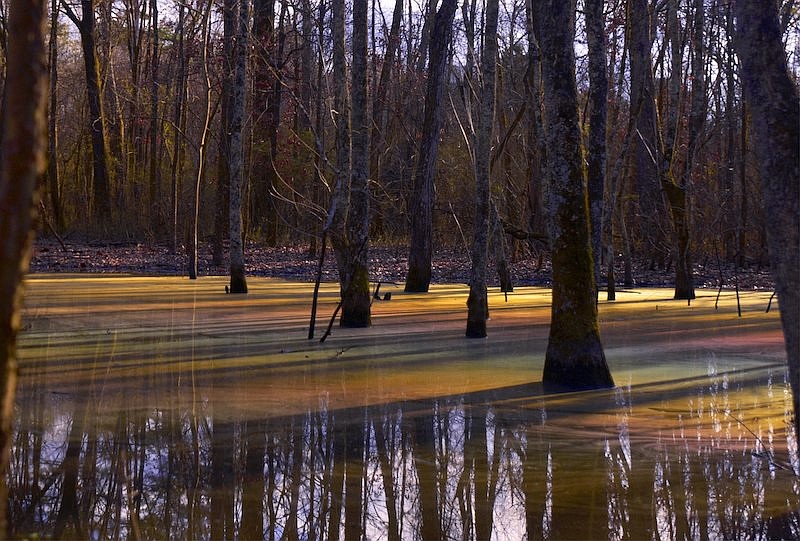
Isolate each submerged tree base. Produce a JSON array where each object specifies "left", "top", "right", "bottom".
[{"left": 542, "top": 333, "right": 614, "bottom": 392}]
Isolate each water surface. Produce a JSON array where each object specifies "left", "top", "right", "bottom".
[{"left": 11, "top": 275, "right": 799, "bottom": 539}]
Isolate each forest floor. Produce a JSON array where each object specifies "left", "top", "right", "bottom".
[{"left": 29, "top": 237, "right": 776, "bottom": 291}]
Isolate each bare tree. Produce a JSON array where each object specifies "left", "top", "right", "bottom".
[
  {"left": 62, "top": 0, "right": 112, "bottom": 225},
  {"left": 734, "top": 0, "right": 800, "bottom": 439},
  {"left": 465, "top": 0, "right": 499, "bottom": 338},
  {"left": 229, "top": 0, "right": 250, "bottom": 294},
  {"left": 189, "top": 0, "right": 214, "bottom": 280},
  {"left": 0, "top": 0, "right": 47, "bottom": 534},
  {"left": 404, "top": 0, "right": 458, "bottom": 293},
  {"left": 535, "top": 0, "right": 614, "bottom": 391},
  {"left": 585, "top": 0, "right": 606, "bottom": 294},
  {"left": 48, "top": 0, "right": 62, "bottom": 230}
]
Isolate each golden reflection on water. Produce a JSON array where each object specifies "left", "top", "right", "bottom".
[{"left": 10, "top": 275, "right": 799, "bottom": 539}]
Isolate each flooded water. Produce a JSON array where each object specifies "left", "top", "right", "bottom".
[{"left": 11, "top": 275, "right": 800, "bottom": 539}]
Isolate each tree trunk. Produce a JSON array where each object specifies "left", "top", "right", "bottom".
[
  {"left": 252, "top": 0, "right": 281, "bottom": 245},
  {"left": 0, "top": 0, "right": 47, "bottom": 534},
  {"left": 213, "top": 0, "right": 235, "bottom": 266},
  {"left": 536, "top": 0, "right": 613, "bottom": 391},
  {"left": 466, "top": 0, "right": 499, "bottom": 338},
  {"left": 404, "top": 0, "right": 458, "bottom": 292},
  {"left": 48, "top": 0, "right": 62, "bottom": 230},
  {"left": 148, "top": 0, "right": 161, "bottom": 233},
  {"left": 326, "top": 0, "right": 352, "bottom": 317},
  {"left": 341, "top": 0, "right": 371, "bottom": 327},
  {"left": 734, "top": 0, "right": 800, "bottom": 440},
  {"left": 229, "top": 0, "right": 250, "bottom": 294},
  {"left": 585, "top": 0, "right": 606, "bottom": 294},
  {"left": 189, "top": 0, "right": 214, "bottom": 280},
  {"left": 63, "top": 0, "right": 113, "bottom": 226},
  {"left": 628, "top": 0, "right": 667, "bottom": 266},
  {"left": 169, "top": 5, "right": 187, "bottom": 255}
]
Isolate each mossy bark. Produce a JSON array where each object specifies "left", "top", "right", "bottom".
[
  {"left": 340, "top": 259, "right": 371, "bottom": 328},
  {"left": 535, "top": 0, "right": 613, "bottom": 391}
]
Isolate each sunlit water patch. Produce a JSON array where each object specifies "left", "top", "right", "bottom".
[{"left": 10, "top": 275, "right": 798, "bottom": 539}]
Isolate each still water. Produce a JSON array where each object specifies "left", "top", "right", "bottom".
[{"left": 10, "top": 275, "right": 800, "bottom": 539}]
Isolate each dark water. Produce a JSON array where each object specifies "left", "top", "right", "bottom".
[
  {"left": 10, "top": 276, "right": 800, "bottom": 539},
  {"left": 9, "top": 368, "right": 800, "bottom": 540}
]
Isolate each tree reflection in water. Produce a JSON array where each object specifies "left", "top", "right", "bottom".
[{"left": 8, "top": 364, "right": 800, "bottom": 540}]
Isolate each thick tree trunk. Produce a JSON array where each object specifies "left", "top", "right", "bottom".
[
  {"left": 465, "top": 0, "right": 499, "bottom": 338},
  {"left": 536, "top": 0, "right": 613, "bottom": 391},
  {"left": 734, "top": 0, "right": 800, "bottom": 440},
  {"left": 404, "top": 0, "right": 458, "bottom": 293},
  {"left": 0, "top": 0, "right": 47, "bottom": 534},
  {"left": 340, "top": 0, "right": 371, "bottom": 327},
  {"left": 229, "top": 0, "right": 250, "bottom": 294}
]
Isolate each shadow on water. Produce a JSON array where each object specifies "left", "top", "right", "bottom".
[{"left": 9, "top": 276, "right": 800, "bottom": 539}]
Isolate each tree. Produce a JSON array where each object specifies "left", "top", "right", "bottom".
[
  {"left": 0, "top": 0, "right": 48, "bottom": 534},
  {"left": 229, "top": 0, "right": 250, "bottom": 294},
  {"left": 325, "top": 0, "right": 371, "bottom": 327},
  {"left": 628, "top": 0, "right": 668, "bottom": 266},
  {"left": 189, "top": 0, "right": 214, "bottom": 280},
  {"left": 62, "top": 0, "right": 112, "bottom": 225},
  {"left": 734, "top": 0, "right": 800, "bottom": 439},
  {"left": 148, "top": 0, "right": 161, "bottom": 232},
  {"left": 465, "top": 0, "right": 499, "bottom": 338},
  {"left": 404, "top": 0, "right": 458, "bottom": 293},
  {"left": 535, "top": 0, "right": 613, "bottom": 391},
  {"left": 48, "top": 0, "right": 63, "bottom": 230},
  {"left": 585, "top": 0, "right": 606, "bottom": 294},
  {"left": 342, "top": 0, "right": 371, "bottom": 325}
]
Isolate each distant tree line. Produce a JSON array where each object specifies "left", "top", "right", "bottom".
[{"left": 4, "top": 0, "right": 792, "bottom": 282}]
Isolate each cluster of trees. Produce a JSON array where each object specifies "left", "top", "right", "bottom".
[
  {"left": 17, "top": 0, "right": 796, "bottom": 282},
  {"left": 0, "top": 0, "right": 797, "bottom": 534}
]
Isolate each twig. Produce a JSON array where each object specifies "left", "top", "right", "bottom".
[
  {"left": 320, "top": 300, "right": 342, "bottom": 343},
  {"left": 766, "top": 291, "right": 777, "bottom": 313},
  {"left": 308, "top": 231, "right": 327, "bottom": 340}
]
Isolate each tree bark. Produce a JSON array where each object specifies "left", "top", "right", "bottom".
[
  {"left": 48, "top": 0, "right": 62, "bottom": 230},
  {"left": 734, "top": 0, "right": 800, "bottom": 440},
  {"left": 585, "top": 0, "right": 606, "bottom": 294},
  {"left": 189, "top": 0, "right": 214, "bottom": 280},
  {"left": 229, "top": 0, "right": 250, "bottom": 294},
  {"left": 536, "top": 0, "right": 613, "bottom": 391},
  {"left": 628, "top": 0, "right": 668, "bottom": 266},
  {"left": 0, "top": 0, "right": 47, "bottom": 534},
  {"left": 62, "top": 0, "right": 113, "bottom": 226},
  {"left": 148, "top": 0, "right": 161, "bottom": 233},
  {"left": 340, "top": 0, "right": 371, "bottom": 327},
  {"left": 252, "top": 0, "right": 281, "bottom": 244},
  {"left": 466, "top": 0, "right": 499, "bottom": 338},
  {"left": 404, "top": 0, "right": 458, "bottom": 293},
  {"left": 213, "top": 0, "right": 236, "bottom": 266}
]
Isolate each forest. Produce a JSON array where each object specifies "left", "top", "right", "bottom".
[{"left": 0, "top": 0, "right": 798, "bottom": 538}]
